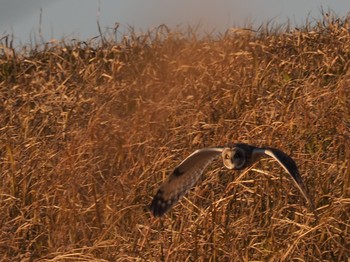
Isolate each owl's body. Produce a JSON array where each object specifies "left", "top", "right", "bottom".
[{"left": 150, "top": 143, "right": 315, "bottom": 217}]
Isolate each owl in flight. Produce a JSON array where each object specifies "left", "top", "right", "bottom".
[{"left": 150, "top": 143, "right": 315, "bottom": 217}]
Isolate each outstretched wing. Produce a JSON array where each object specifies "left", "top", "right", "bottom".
[
  {"left": 253, "top": 147, "right": 316, "bottom": 211},
  {"left": 150, "top": 148, "right": 223, "bottom": 217}
]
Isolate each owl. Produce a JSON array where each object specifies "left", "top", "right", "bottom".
[{"left": 150, "top": 143, "right": 315, "bottom": 217}]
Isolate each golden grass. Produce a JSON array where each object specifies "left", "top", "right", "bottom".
[{"left": 1, "top": 14, "right": 350, "bottom": 261}]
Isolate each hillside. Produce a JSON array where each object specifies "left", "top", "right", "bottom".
[{"left": 1, "top": 15, "right": 349, "bottom": 261}]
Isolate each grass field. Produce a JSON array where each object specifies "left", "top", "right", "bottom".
[{"left": 1, "top": 13, "right": 350, "bottom": 261}]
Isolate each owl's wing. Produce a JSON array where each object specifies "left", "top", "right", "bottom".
[
  {"left": 253, "top": 147, "right": 316, "bottom": 211},
  {"left": 150, "top": 147, "right": 223, "bottom": 217}
]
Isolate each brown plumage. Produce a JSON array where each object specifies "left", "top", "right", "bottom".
[{"left": 150, "top": 143, "right": 316, "bottom": 217}]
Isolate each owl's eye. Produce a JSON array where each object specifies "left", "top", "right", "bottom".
[{"left": 233, "top": 152, "right": 243, "bottom": 159}]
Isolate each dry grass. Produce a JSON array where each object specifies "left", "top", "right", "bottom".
[{"left": 1, "top": 13, "right": 350, "bottom": 261}]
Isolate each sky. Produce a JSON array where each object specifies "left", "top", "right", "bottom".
[{"left": 1, "top": 0, "right": 350, "bottom": 46}]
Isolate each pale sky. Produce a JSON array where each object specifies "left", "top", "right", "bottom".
[{"left": 1, "top": 0, "right": 350, "bottom": 46}]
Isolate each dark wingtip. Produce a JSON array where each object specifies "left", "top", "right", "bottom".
[{"left": 150, "top": 190, "right": 172, "bottom": 217}]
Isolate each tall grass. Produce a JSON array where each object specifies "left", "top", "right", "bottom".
[{"left": 0, "top": 14, "right": 349, "bottom": 261}]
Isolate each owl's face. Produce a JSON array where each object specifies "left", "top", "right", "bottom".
[{"left": 222, "top": 147, "right": 246, "bottom": 170}]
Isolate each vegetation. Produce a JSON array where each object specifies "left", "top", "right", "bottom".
[{"left": 1, "top": 13, "right": 349, "bottom": 261}]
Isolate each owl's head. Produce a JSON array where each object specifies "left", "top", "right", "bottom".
[{"left": 222, "top": 147, "right": 246, "bottom": 170}]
